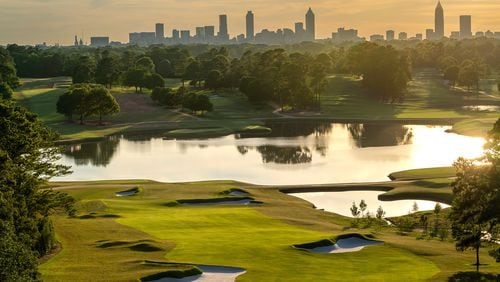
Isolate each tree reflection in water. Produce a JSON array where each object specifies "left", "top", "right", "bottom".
[
  {"left": 348, "top": 123, "right": 413, "bottom": 148},
  {"left": 256, "top": 146, "right": 312, "bottom": 164},
  {"left": 62, "top": 136, "right": 120, "bottom": 167}
]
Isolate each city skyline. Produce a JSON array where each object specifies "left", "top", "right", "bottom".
[{"left": 1, "top": 0, "right": 500, "bottom": 45}]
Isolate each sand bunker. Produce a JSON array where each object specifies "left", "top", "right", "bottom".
[
  {"left": 151, "top": 265, "right": 246, "bottom": 282},
  {"left": 116, "top": 187, "right": 140, "bottom": 197},
  {"left": 228, "top": 191, "right": 250, "bottom": 197},
  {"left": 296, "top": 236, "right": 383, "bottom": 254}
]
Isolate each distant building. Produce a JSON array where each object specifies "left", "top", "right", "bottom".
[
  {"left": 398, "top": 32, "right": 408, "bottom": 40},
  {"left": 332, "top": 28, "right": 362, "bottom": 42},
  {"left": 450, "top": 31, "right": 460, "bottom": 39},
  {"left": 180, "top": 30, "right": 191, "bottom": 44},
  {"left": 236, "top": 34, "right": 245, "bottom": 42},
  {"left": 195, "top": 27, "right": 206, "bottom": 43},
  {"left": 460, "top": 15, "right": 472, "bottom": 38},
  {"left": 295, "top": 22, "right": 305, "bottom": 42},
  {"left": 172, "top": 29, "right": 180, "bottom": 43},
  {"left": 129, "top": 32, "right": 155, "bottom": 46},
  {"left": 386, "top": 30, "right": 395, "bottom": 41},
  {"left": 475, "top": 31, "right": 485, "bottom": 37},
  {"left": 90, "top": 36, "right": 109, "bottom": 47},
  {"left": 415, "top": 33, "right": 423, "bottom": 40},
  {"left": 246, "top": 11, "right": 255, "bottom": 41},
  {"left": 426, "top": 29, "right": 435, "bottom": 40},
  {"left": 204, "top": 26, "right": 215, "bottom": 43},
  {"left": 305, "top": 8, "right": 315, "bottom": 41},
  {"left": 370, "top": 34, "right": 384, "bottom": 41},
  {"left": 435, "top": 1, "right": 444, "bottom": 39},
  {"left": 156, "top": 23, "right": 165, "bottom": 43},
  {"left": 218, "top": 15, "right": 229, "bottom": 42}
]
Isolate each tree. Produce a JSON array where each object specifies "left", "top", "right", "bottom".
[
  {"left": 182, "top": 93, "right": 213, "bottom": 114},
  {"left": 0, "top": 47, "right": 20, "bottom": 88},
  {"left": 124, "top": 68, "right": 146, "bottom": 93},
  {"left": 0, "top": 82, "right": 13, "bottom": 100},
  {"left": 359, "top": 200, "right": 367, "bottom": 217},
  {"left": 95, "top": 56, "right": 120, "bottom": 89},
  {"left": 376, "top": 206, "right": 386, "bottom": 220},
  {"left": 412, "top": 202, "right": 419, "bottom": 213},
  {"left": 136, "top": 57, "right": 155, "bottom": 73},
  {"left": 145, "top": 73, "right": 165, "bottom": 90},
  {"left": 350, "top": 202, "right": 361, "bottom": 218},
  {"left": 457, "top": 61, "right": 480, "bottom": 91},
  {"left": 449, "top": 157, "right": 499, "bottom": 271},
  {"left": 151, "top": 87, "right": 181, "bottom": 107},
  {"left": 88, "top": 86, "right": 120, "bottom": 124},
  {"left": 0, "top": 100, "right": 74, "bottom": 280},
  {"left": 157, "top": 59, "right": 174, "bottom": 78},
  {"left": 205, "top": 70, "right": 223, "bottom": 90}
]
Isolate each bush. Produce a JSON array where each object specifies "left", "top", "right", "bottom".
[
  {"left": 182, "top": 93, "right": 213, "bottom": 114},
  {"left": 151, "top": 87, "right": 181, "bottom": 107}
]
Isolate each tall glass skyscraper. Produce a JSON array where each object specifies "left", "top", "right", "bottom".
[
  {"left": 434, "top": 1, "right": 444, "bottom": 38},
  {"left": 246, "top": 11, "right": 254, "bottom": 41},
  {"left": 305, "top": 8, "right": 315, "bottom": 41}
]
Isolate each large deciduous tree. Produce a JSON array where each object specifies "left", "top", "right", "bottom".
[{"left": 449, "top": 119, "right": 500, "bottom": 271}]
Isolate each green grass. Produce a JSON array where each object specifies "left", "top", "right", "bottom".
[
  {"left": 389, "top": 167, "right": 457, "bottom": 181},
  {"left": 451, "top": 118, "right": 498, "bottom": 137},
  {"left": 39, "top": 180, "right": 500, "bottom": 281}
]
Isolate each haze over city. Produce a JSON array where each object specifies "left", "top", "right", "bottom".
[{"left": 1, "top": 0, "right": 500, "bottom": 45}]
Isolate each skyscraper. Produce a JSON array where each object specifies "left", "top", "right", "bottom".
[
  {"left": 155, "top": 23, "right": 165, "bottom": 42},
  {"left": 386, "top": 30, "right": 395, "bottom": 41},
  {"left": 305, "top": 8, "right": 315, "bottom": 41},
  {"left": 460, "top": 15, "right": 472, "bottom": 38},
  {"left": 218, "top": 14, "right": 229, "bottom": 42},
  {"left": 435, "top": 1, "right": 444, "bottom": 39},
  {"left": 246, "top": 11, "right": 254, "bottom": 41}
]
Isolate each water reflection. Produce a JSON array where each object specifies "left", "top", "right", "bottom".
[
  {"left": 62, "top": 136, "right": 120, "bottom": 167},
  {"left": 348, "top": 124, "right": 413, "bottom": 148},
  {"left": 56, "top": 122, "right": 485, "bottom": 184}
]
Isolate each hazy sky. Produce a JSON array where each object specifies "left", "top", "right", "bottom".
[{"left": 1, "top": 0, "right": 499, "bottom": 45}]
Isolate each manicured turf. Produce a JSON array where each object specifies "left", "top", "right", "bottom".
[
  {"left": 389, "top": 167, "right": 457, "bottom": 181},
  {"left": 40, "top": 180, "right": 500, "bottom": 281}
]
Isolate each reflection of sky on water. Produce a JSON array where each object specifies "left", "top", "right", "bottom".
[
  {"left": 290, "top": 191, "right": 451, "bottom": 217},
  {"left": 56, "top": 124, "right": 485, "bottom": 185}
]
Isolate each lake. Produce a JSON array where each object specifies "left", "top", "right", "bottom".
[{"left": 56, "top": 122, "right": 485, "bottom": 185}]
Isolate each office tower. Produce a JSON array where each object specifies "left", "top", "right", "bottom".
[
  {"left": 332, "top": 28, "right": 361, "bottom": 42},
  {"left": 155, "top": 23, "right": 165, "bottom": 42},
  {"left": 435, "top": 1, "right": 444, "bottom": 38},
  {"left": 415, "top": 33, "right": 423, "bottom": 40},
  {"left": 450, "top": 31, "right": 460, "bottom": 39},
  {"left": 90, "top": 37, "right": 109, "bottom": 47},
  {"left": 295, "top": 22, "right": 305, "bottom": 42},
  {"left": 195, "top": 27, "right": 206, "bottom": 42},
  {"left": 426, "top": 29, "right": 435, "bottom": 40},
  {"left": 386, "top": 30, "right": 395, "bottom": 41},
  {"left": 180, "top": 30, "right": 191, "bottom": 44},
  {"left": 172, "top": 29, "right": 180, "bottom": 43},
  {"left": 460, "top": 15, "right": 472, "bottom": 38},
  {"left": 475, "top": 31, "right": 484, "bottom": 37},
  {"left": 398, "top": 32, "right": 407, "bottom": 40},
  {"left": 305, "top": 8, "right": 315, "bottom": 41},
  {"left": 204, "top": 26, "right": 215, "bottom": 43},
  {"left": 74, "top": 36, "right": 79, "bottom": 46},
  {"left": 246, "top": 11, "right": 255, "bottom": 41},
  {"left": 218, "top": 14, "right": 229, "bottom": 42}
]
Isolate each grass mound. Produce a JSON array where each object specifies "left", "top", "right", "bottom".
[
  {"left": 97, "top": 240, "right": 163, "bottom": 252},
  {"left": 140, "top": 266, "right": 202, "bottom": 281},
  {"left": 388, "top": 167, "right": 457, "bottom": 181},
  {"left": 165, "top": 127, "right": 232, "bottom": 139},
  {"left": 78, "top": 213, "right": 121, "bottom": 220}
]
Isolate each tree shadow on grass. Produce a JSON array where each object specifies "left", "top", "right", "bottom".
[{"left": 448, "top": 271, "right": 499, "bottom": 282}]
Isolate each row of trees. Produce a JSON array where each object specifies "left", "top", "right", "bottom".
[
  {"left": 0, "top": 47, "right": 19, "bottom": 99},
  {"left": 57, "top": 84, "right": 120, "bottom": 124},
  {"left": 151, "top": 87, "right": 213, "bottom": 114}
]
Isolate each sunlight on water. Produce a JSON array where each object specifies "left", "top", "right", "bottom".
[
  {"left": 56, "top": 123, "right": 486, "bottom": 185},
  {"left": 291, "top": 191, "right": 450, "bottom": 217}
]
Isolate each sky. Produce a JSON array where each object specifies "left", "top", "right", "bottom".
[{"left": 1, "top": 0, "right": 499, "bottom": 45}]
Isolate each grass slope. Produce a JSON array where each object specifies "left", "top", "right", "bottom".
[{"left": 40, "top": 180, "right": 500, "bottom": 281}]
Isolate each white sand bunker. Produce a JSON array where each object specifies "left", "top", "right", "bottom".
[
  {"left": 228, "top": 191, "right": 250, "bottom": 197},
  {"left": 152, "top": 265, "right": 246, "bottom": 282},
  {"left": 116, "top": 187, "right": 140, "bottom": 197},
  {"left": 296, "top": 236, "right": 383, "bottom": 254}
]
